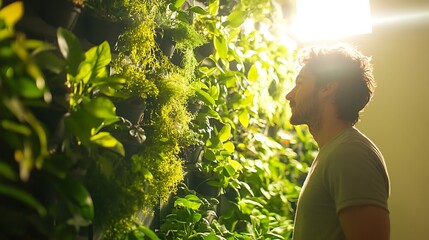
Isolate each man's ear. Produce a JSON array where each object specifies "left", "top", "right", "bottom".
[{"left": 319, "top": 81, "right": 339, "bottom": 98}]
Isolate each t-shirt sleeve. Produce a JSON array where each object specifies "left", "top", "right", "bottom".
[{"left": 325, "top": 143, "right": 390, "bottom": 214}]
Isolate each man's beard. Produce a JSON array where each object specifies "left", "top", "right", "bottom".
[{"left": 289, "top": 95, "right": 320, "bottom": 127}]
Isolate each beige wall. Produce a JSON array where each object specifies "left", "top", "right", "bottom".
[{"left": 300, "top": 0, "right": 429, "bottom": 239}]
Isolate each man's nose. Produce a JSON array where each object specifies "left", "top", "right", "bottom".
[{"left": 286, "top": 88, "right": 294, "bottom": 101}]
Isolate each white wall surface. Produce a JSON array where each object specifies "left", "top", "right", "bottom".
[{"left": 299, "top": 0, "right": 429, "bottom": 239}]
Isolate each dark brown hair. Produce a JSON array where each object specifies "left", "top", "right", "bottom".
[{"left": 298, "top": 44, "right": 375, "bottom": 125}]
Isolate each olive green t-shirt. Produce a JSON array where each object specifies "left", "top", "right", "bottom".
[{"left": 292, "top": 127, "right": 390, "bottom": 240}]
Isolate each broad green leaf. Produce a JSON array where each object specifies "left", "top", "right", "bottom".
[
  {"left": 84, "top": 41, "right": 111, "bottom": 75},
  {"left": 208, "top": 84, "right": 220, "bottom": 100},
  {"left": 229, "top": 159, "right": 242, "bottom": 172},
  {"left": 239, "top": 181, "right": 254, "bottom": 197},
  {"left": 92, "top": 76, "right": 126, "bottom": 88},
  {"left": 223, "top": 7, "right": 247, "bottom": 28},
  {"left": 58, "top": 177, "right": 94, "bottom": 220},
  {"left": 203, "top": 149, "right": 216, "bottom": 161},
  {"left": 206, "top": 109, "right": 221, "bottom": 120},
  {"left": 247, "top": 64, "right": 258, "bottom": 82},
  {"left": 33, "top": 49, "right": 65, "bottom": 74},
  {"left": 137, "top": 225, "right": 160, "bottom": 240},
  {"left": 238, "top": 110, "right": 249, "bottom": 128},
  {"left": 83, "top": 97, "right": 117, "bottom": 122},
  {"left": 75, "top": 61, "right": 93, "bottom": 84},
  {"left": 0, "top": 1, "right": 23, "bottom": 26},
  {"left": 208, "top": 0, "right": 219, "bottom": 15},
  {"left": 173, "top": 0, "right": 186, "bottom": 8},
  {"left": 140, "top": 167, "right": 153, "bottom": 180},
  {"left": 57, "top": 28, "right": 83, "bottom": 76},
  {"left": 223, "top": 165, "right": 235, "bottom": 177},
  {"left": 17, "top": 77, "right": 45, "bottom": 98},
  {"left": 214, "top": 36, "right": 227, "bottom": 59},
  {"left": 190, "top": 6, "right": 209, "bottom": 15},
  {"left": 223, "top": 141, "right": 235, "bottom": 153},
  {"left": 206, "top": 136, "right": 221, "bottom": 148},
  {"left": 192, "top": 212, "right": 202, "bottom": 223},
  {"left": 224, "top": 74, "right": 238, "bottom": 88},
  {"left": 195, "top": 89, "right": 215, "bottom": 106},
  {"left": 90, "top": 132, "right": 125, "bottom": 156},
  {"left": 0, "top": 184, "right": 46, "bottom": 216},
  {"left": 174, "top": 195, "right": 201, "bottom": 210},
  {"left": 218, "top": 124, "right": 231, "bottom": 142},
  {"left": 93, "top": 76, "right": 126, "bottom": 96}
]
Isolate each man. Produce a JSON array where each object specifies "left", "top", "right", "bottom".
[{"left": 286, "top": 44, "right": 390, "bottom": 240}]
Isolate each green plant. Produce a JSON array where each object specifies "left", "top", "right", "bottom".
[
  {"left": 157, "top": 0, "right": 318, "bottom": 238},
  {"left": 0, "top": 2, "right": 127, "bottom": 238}
]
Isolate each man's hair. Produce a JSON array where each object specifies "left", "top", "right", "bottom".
[{"left": 298, "top": 44, "right": 375, "bottom": 125}]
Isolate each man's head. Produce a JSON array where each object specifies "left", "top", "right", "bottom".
[{"left": 287, "top": 44, "right": 375, "bottom": 126}]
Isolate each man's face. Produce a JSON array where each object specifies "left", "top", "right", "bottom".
[{"left": 286, "top": 66, "right": 320, "bottom": 125}]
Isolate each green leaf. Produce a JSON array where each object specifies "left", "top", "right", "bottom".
[
  {"left": 173, "top": 0, "right": 186, "bottom": 8},
  {"left": 0, "top": 1, "right": 23, "bottom": 26},
  {"left": 223, "top": 7, "right": 247, "bottom": 28},
  {"left": 58, "top": 177, "right": 94, "bottom": 220},
  {"left": 193, "top": 212, "right": 202, "bottom": 223},
  {"left": 203, "top": 149, "right": 216, "bottom": 161},
  {"left": 174, "top": 195, "right": 202, "bottom": 210},
  {"left": 65, "top": 108, "right": 103, "bottom": 145},
  {"left": 90, "top": 132, "right": 125, "bottom": 156},
  {"left": 57, "top": 28, "right": 83, "bottom": 76},
  {"left": 239, "top": 181, "right": 254, "bottom": 196},
  {"left": 83, "top": 97, "right": 118, "bottom": 123},
  {"left": 218, "top": 124, "right": 231, "bottom": 142},
  {"left": 136, "top": 225, "right": 160, "bottom": 240},
  {"left": 0, "top": 162, "right": 17, "bottom": 181},
  {"left": 1, "top": 120, "right": 31, "bottom": 136},
  {"left": 229, "top": 159, "right": 241, "bottom": 172},
  {"left": 33, "top": 49, "right": 65, "bottom": 74},
  {"left": 206, "top": 136, "right": 222, "bottom": 148},
  {"left": 208, "top": 0, "right": 219, "bottom": 15},
  {"left": 208, "top": 84, "right": 220, "bottom": 100},
  {"left": 139, "top": 167, "right": 153, "bottom": 180},
  {"left": 190, "top": 6, "right": 209, "bottom": 15},
  {"left": 17, "top": 77, "right": 45, "bottom": 98},
  {"left": 223, "top": 165, "right": 236, "bottom": 177},
  {"left": 223, "top": 142, "right": 235, "bottom": 153},
  {"left": 214, "top": 36, "right": 227, "bottom": 59},
  {"left": 0, "top": 184, "right": 46, "bottom": 216},
  {"left": 247, "top": 64, "right": 258, "bottom": 82},
  {"left": 84, "top": 41, "right": 111, "bottom": 76},
  {"left": 238, "top": 110, "right": 249, "bottom": 128},
  {"left": 195, "top": 89, "right": 215, "bottom": 106}
]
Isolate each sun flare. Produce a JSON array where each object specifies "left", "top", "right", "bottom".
[{"left": 293, "top": 0, "right": 372, "bottom": 42}]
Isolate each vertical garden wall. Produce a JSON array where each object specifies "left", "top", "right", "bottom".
[{"left": 0, "top": 0, "right": 318, "bottom": 239}]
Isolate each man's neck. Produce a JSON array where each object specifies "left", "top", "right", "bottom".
[{"left": 309, "top": 118, "right": 353, "bottom": 148}]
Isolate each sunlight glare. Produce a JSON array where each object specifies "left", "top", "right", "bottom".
[{"left": 293, "top": 0, "right": 372, "bottom": 42}]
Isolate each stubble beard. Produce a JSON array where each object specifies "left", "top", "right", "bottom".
[{"left": 289, "top": 96, "right": 321, "bottom": 128}]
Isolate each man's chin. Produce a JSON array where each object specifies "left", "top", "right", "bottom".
[{"left": 289, "top": 115, "right": 309, "bottom": 125}]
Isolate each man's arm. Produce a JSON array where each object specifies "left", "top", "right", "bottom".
[{"left": 339, "top": 205, "right": 390, "bottom": 240}]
